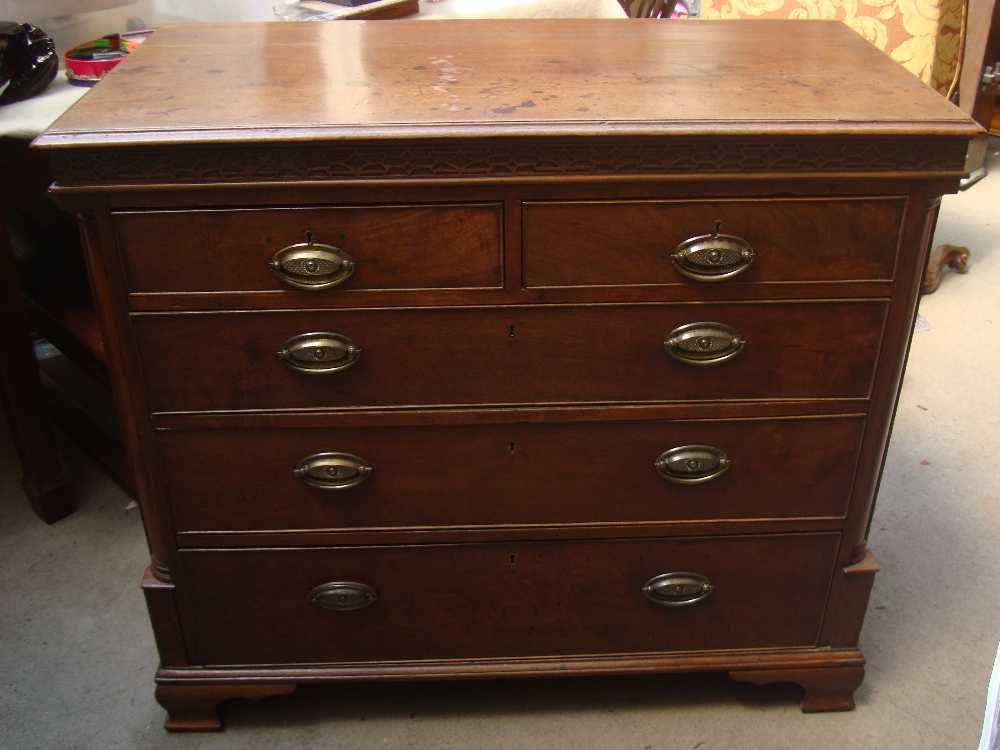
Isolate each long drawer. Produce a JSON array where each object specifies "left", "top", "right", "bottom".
[
  {"left": 114, "top": 204, "right": 504, "bottom": 295},
  {"left": 179, "top": 533, "right": 841, "bottom": 665},
  {"left": 134, "top": 301, "right": 887, "bottom": 412},
  {"left": 523, "top": 198, "right": 905, "bottom": 288},
  {"left": 160, "top": 415, "right": 864, "bottom": 532}
]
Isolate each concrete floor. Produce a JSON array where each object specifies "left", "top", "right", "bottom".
[{"left": 2, "top": 142, "right": 998, "bottom": 749}]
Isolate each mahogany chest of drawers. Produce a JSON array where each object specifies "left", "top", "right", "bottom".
[{"left": 36, "top": 19, "right": 980, "bottom": 730}]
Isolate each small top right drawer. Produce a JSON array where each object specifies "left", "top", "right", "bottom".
[{"left": 522, "top": 198, "right": 905, "bottom": 288}]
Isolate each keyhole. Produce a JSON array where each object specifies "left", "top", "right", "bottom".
[
  {"left": 305, "top": 229, "right": 314, "bottom": 244},
  {"left": 508, "top": 324, "right": 516, "bottom": 338},
  {"left": 509, "top": 553, "right": 517, "bottom": 567},
  {"left": 713, "top": 220, "right": 723, "bottom": 235},
  {"left": 508, "top": 441, "right": 516, "bottom": 453}
]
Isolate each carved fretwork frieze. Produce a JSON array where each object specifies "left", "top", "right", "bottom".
[{"left": 48, "top": 137, "right": 970, "bottom": 186}]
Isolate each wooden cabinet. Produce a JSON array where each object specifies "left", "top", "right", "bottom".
[{"left": 36, "top": 19, "right": 980, "bottom": 731}]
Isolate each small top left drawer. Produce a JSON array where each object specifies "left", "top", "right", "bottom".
[{"left": 113, "top": 203, "right": 504, "bottom": 296}]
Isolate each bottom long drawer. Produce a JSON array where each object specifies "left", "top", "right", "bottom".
[{"left": 179, "top": 533, "right": 840, "bottom": 666}]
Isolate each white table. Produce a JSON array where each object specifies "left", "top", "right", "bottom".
[{"left": 0, "top": 75, "right": 90, "bottom": 140}]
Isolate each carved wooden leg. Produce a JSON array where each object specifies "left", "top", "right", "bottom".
[
  {"left": 730, "top": 665, "right": 865, "bottom": 712},
  {"left": 155, "top": 682, "right": 297, "bottom": 731},
  {"left": 923, "top": 243, "right": 970, "bottom": 293}
]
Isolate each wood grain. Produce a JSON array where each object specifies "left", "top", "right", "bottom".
[
  {"left": 38, "top": 21, "right": 978, "bottom": 146},
  {"left": 524, "top": 197, "right": 905, "bottom": 287},
  {"left": 34, "top": 20, "right": 981, "bottom": 722},
  {"left": 114, "top": 203, "right": 503, "bottom": 294},
  {"left": 158, "top": 415, "right": 865, "bottom": 532},
  {"left": 132, "top": 301, "right": 887, "bottom": 413},
  {"left": 178, "top": 534, "right": 840, "bottom": 665}
]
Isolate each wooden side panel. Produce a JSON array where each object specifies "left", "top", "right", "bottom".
[
  {"left": 142, "top": 567, "right": 190, "bottom": 667},
  {"left": 830, "top": 549, "right": 881, "bottom": 649}
]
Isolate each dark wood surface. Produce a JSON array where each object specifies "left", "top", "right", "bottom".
[
  {"left": 133, "top": 301, "right": 887, "bottom": 412},
  {"left": 178, "top": 534, "right": 840, "bottom": 665},
  {"left": 114, "top": 203, "right": 503, "bottom": 294},
  {"left": 731, "top": 665, "right": 866, "bottom": 712},
  {"left": 0, "top": 208, "right": 74, "bottom": 523},
  {"left": 0, "top": 141, "right": 75, "bottom": 523},
  {"left": 8, "top": 195, "right": 107, "bottom": 380},
  {"left": 155, "top": 682, "right": 296, "bottom": 732},
  {"left": 37, "top": 355, "right": 136, "bottom": 496},
  {"left": 0, "top": 137, "right": 138, "bottom": 514},
  {"left": 523, "top": 197, "right": 905, "bottom": 287},
  {"left": 38, "top": 21, "right": 977, "bottom": 145},
  {"left": 157, "top": 415, "right": 864, "bottom": 532},
  {"left": 32, "top": 19, "right": 980, "bottom": 728}
]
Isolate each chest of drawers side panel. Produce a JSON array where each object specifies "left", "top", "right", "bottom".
[
  {"left": 840, "top": 190, "right": 945, "bottom": 565},
  {"left": 61, "top": 195, "right": 195, "bottom": 668},
  {"left": 814, "top": 189, "right": 945, "bottom": 648}
]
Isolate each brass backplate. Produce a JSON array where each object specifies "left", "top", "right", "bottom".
[
  {"left": 278, "top": 332, "right": 361, "bottom": 374},
  {"left": 642, "top": 572, "right": 715, "bottom": 607},
  {"left": 655, "top": 445, "right": 731, "bottom": 484},
  {"left": 294, "top": 452, "right": 372, "bottom": 490},
  {"left": 269, "top": 239, "right": 356, "bottom": 290},
  {"left": 308, "top": 581, "right": 379, "bottom": 611},
  {"left": 664, "top": 322, "right": 745, "bottom": 365},
  {"left": 671, "top": 221, "right": 754, "bottom": 282}
]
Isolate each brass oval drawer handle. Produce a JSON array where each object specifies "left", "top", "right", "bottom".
[
  {"left": 269, "top": 231, "right": 356, "bottom": 291},
  {"left": 655, "top": 445, "right": 730, "bottom": 484},
  {"left": 308, "top": 581, "right": 379, "bottom": 611},
  {"left": 664, "top": 322, "right": 744, "bottom": 366},
  {"left": 671, "top": 221, "right": 754, "bottom": 282},
  {"left": 278, "top": 332, "right": 361, "bottom": 374},
  {"left": 295, "top": 452, "right": 372, "bottom": 490},
  {"left": 642, "top": 573, "right": 715, "bottom": 607}
]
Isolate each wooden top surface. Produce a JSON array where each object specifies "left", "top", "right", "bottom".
[{"left": 37, "top": 19, "right": 979, "bottom": 148}]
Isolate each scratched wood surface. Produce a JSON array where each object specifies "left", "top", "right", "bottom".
[{"left": 38, "top": 19, "right": 977, "bottom": 147}]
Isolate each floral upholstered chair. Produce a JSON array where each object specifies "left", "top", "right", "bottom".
[
  {"left": 698, "top": 0, "right": 967, "bottom": 100},
  {"left": 697, "top": 0, "right": 972, "bottom": 289}
]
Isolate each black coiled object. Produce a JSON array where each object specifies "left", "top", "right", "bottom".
[{"left": 0, "top": 22, "right": 58, "bottom": 105}]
